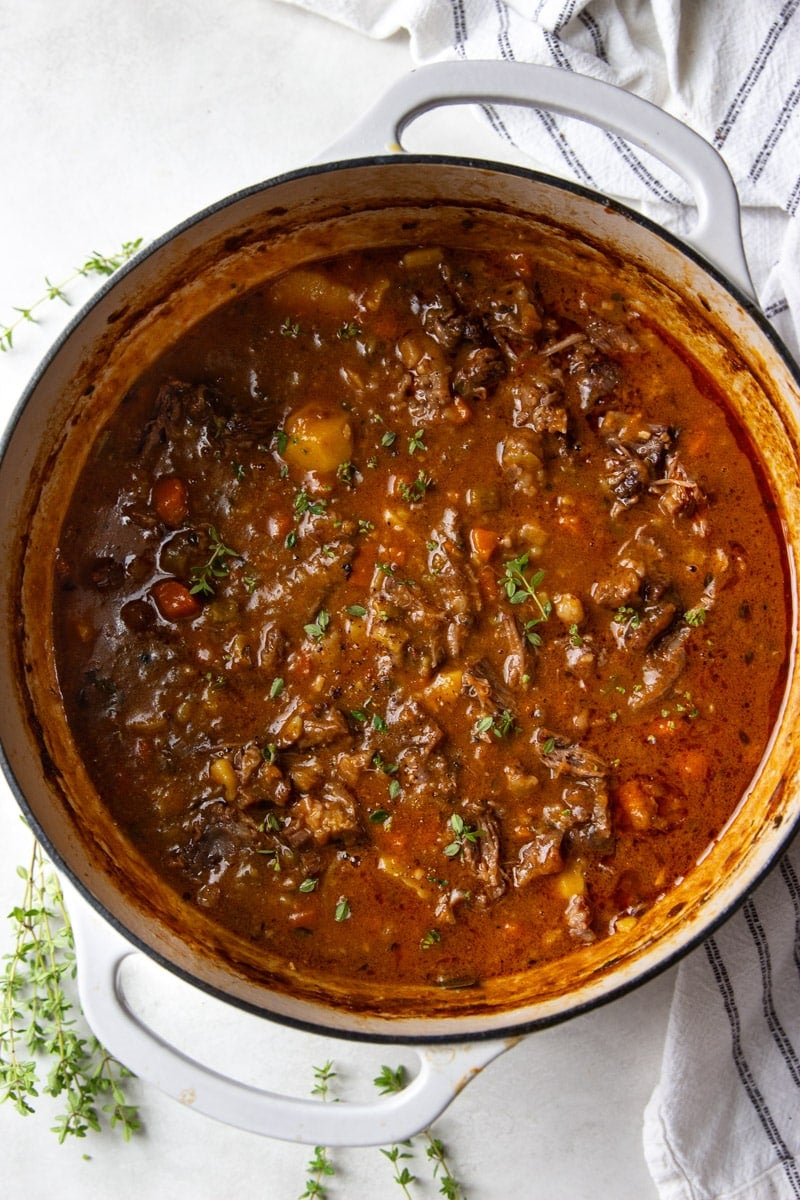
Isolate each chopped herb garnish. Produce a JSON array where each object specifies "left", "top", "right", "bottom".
[
  {"left": 269, "top": 677, "right": 284, "bottom": 700},
  {"left": 398, "top": 470, "right": 433, "bottom": 503},
  {"left": 370, "top": 809, "right": 391, "bottom": 824},
  {"left": 299, "top": 877, "right": 318, "bottom": 893},
  {"left": 372, "top": 713, "right": 388, "bottom": 732},
  {"left": 408, "top": 429, "right": 428, "bottom": 454},
  {"left": 345, "top": 604, "right": 367, "bottom": 617},
  {"left": 372, "top": 752, "right": 398, "bottom": 775},
  {"left": 334, "top": 897, "right": 351, "bottom": 922},
  {"left": 420, "top": 928, "right": 441, "bottom": 949},
  {"left": 280, "top": 317, "right": 300, "bottom": 337},
  {"left": 613, "top": 605, "right": 642, "bottom": 630},
  {"left": 380, "top": 430, "right": 397, "bottom": 448},
  {"left": 273, "top": 428, "right": 289, "bottom": 455},
  {"left": 189, "top": 526, "right": 241, "bottom": 597},
  {"left": 304, "top": 610, "right": 330, "bottom": 643},
  {"left": 684, "top": 605, "right": 707, "bottom": 627},
  {"left": 388, "top": 778, "right": 401, "bottom": 800},
  {"left": 443, "top": 812, "right": 483, "bottom": 858},
  {"left": 293, "top": 489, "right": 328, "bottom": 518},
  {"left": 475, "top": 709, "right": 516, "bottom": 739},
  {"left": 336, "top": 460, "right": 357, "bottom": 486},
  {"left": 337, "top": 321, "right": 361, "bottom": 340}
]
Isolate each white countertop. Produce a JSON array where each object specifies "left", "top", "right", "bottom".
[{"left": 0, "top": 2, "right": 671, "bottom": 1195}]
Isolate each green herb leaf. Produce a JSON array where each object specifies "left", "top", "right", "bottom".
[{"left": 304, "top": 610, "right": 331, "bottom": 643}]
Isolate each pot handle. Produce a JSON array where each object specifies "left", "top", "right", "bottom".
[
  {"left": 63, "top": 879, "right": 511, "bottom": 1147},
  {"left": 319, "top": 60, "right": 754, "bottom": 298}
]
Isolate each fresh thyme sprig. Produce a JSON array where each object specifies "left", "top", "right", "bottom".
[
  {"left": 189, "top": 526, "right": 241, "bottom": 597},
  {"left": 298, "top": 1062, "right": 338, "bottom": 1200},
  {"left": 1, "top": 838, "right": 140, "bottom": 1142},
  {"left": 501, "top": 553, "right": 552, "bottom": 646},
  {"left": 0, "top": 239, "right": 143, "bottom": 353},
  {"left": 380, "top": 1141, "right": 417, "bottom": 1197},
  {"left": 374, "top": 1065, "right": 469, "bottom": 1200}
]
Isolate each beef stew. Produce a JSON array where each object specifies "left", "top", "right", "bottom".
[{"left": 53, "top": 243, "right": 790, "bottom": 992}]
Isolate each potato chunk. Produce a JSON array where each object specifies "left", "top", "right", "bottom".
[
  {"left": 283, "top": 402, "right": 353, "bottom": 476},
  {"left": 269, "top": 269, "right": 354, "bottom": 319}
]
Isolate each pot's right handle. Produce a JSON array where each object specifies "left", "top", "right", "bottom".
[
  {"left": 319, "top": 60, "right": 755, "bottom": 299},
  {"left": 64, "top": 878, "right": 512, "bottom": 1147}
]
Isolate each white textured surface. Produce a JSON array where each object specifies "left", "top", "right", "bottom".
[{"left": 0, "top": 2, "right": 670, "bottom": 1195}]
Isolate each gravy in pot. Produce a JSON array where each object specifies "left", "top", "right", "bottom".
[{"left": 53, "top": 244, "right": 790, "bottom": 990}]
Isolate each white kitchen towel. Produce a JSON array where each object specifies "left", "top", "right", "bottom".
[
  {"left": 278, "top": 0, "right": 800, "bottom": 361},
  {"left": 278, "top": 2, "right": 800, "bottom": 1196},
  {"left": 642, "top": 848, "right": 800, "bottom": 1200}
]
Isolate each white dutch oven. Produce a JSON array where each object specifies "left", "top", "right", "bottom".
[{"left": 1, "top": 61, "right": 799, "bottom": 1146}]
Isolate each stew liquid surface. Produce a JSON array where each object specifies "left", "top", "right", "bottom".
[{"left": 54, "top": 244, "right": 790, "bottom": 990}]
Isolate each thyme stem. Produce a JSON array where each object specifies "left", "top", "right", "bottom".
[{"left": 1, "top": 240, "right": 143, "bottom": 353}]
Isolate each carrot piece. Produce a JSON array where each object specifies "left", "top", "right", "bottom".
[
  {"left": 469, "top": 526, "right": 501, "bottom": 563},
  {"left": 152, "top": 475, "right": 190, "bottom": 527},
  {"left": 151, "top": 579, "right": 202, "bottom": 621}
]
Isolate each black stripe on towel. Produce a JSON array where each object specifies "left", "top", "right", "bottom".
[
  {"left": 552, "top": 0, "right": 579, "bottom": 34},
  {"left": 705, "top": 934, "right": 800, "bottom": 1195},
  {"left": 714, "top": 0, "right": 800, "bottom": 148},
  {"left": 750, "top": 74, "right": 800, "bottom": 184},
  {"left": 779, "top": 854, "right": 800, "bottom": 978},
  {"left": 788, "top": 172, "right": 800, "bottom": 217},
  {"left": 491, "top": 0, "right": 597, "bottom": 185},
  {"left": 447, "top": 0, "right": 516, "bottom": 146},
  {"left": 577, "top": 9, "right": 607, "bottom": 59},
  {"left": 743, "top": 897, "right": 800, "bottom": 1088},
  {"left": 450, "top": 0, "right": 468, "bottom": 57},
  {"left": 764, "top": 297, "right": 791, "bottom": 322}
]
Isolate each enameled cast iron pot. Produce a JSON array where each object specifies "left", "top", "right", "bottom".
[{"left": 2, "top": 62, "right": 800, "bottom": 1146}]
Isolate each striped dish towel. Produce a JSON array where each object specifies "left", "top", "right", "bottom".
[
  {"left": 279, "top": 2, "right": 800, "bottom": 1195},
  {"left": 642, "top": 856, "right": 800, "bottom": 1199}
]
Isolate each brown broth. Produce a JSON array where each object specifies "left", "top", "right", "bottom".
[{"left": 53, "top": 245, "right": 790, "bottom": 988}]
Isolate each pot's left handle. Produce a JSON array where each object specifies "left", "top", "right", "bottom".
[
  {"left": 64, "top": 879, "right": 510, "bottom": 1146},
  {"left": 318, "top": 60, "right": 754, "bottom": 299}
]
